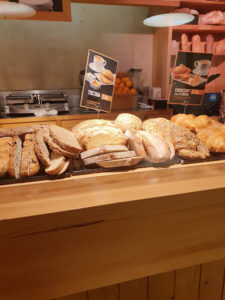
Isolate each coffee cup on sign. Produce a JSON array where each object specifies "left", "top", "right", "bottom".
[
  {"left": 93, "top": 55, "right": 106, "bottom": 70},
  {"left": 194, "top": 60, "right": 211, "bottom": 74}
]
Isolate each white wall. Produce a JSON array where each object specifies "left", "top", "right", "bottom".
[{"left": 0, "top": 3, "right": 153, "bottom": 90}]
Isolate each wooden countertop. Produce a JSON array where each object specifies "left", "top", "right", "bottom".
[
  {"left": 1, "top": 160, "right": 225, "bottom": 221},
  {"left": 1, "top": 161, "right": 225, "bottom": 299}
]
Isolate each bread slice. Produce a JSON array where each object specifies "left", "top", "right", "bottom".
[
  {"left": 35, "top": 130, "right": 51, "bottom": 167},
  {"left": 97, "top": 156, "right": 143, "bottom": 168},
  {"left": 0, "top": 137, "right": 12, "bottom": 177},
  {"left": 43, "top": 127, "right": 76, "bottom": 158},
  {"left": 45, "top": 156, "right": 65, "bottom": 175},
  {"left": 20, "top": 134, "right": 40, "bottom": 177},
  {"left": 83, "top": 151, "right": 136, "bottom": 166},
  {"left": 81, "top": 145, "right": 128, "bottom": 160},
  {"left": 8, "top": 136, "right": 22, "bottom": 179},
  {"left": 125, "top": 130, "right": 147, "bottom": 158},
  {"left": 58, "top": 159, "right": 71, "bottom": 175},
  {"left": 49, "top": 125, "right": 82, "bottom": 154}
]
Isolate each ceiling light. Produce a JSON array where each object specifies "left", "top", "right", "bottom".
[
  {"left": 0, "top": 1, "right": 36, "bottom": 18},
  {"left": 143, "top": 13, "right": 194, "bottom": 28}
]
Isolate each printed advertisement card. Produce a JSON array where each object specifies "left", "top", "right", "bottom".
[
  {"left": 168, "top": 51, "right": 213, "bottom": 106},
  {"left": 80, "top": 50, "right": 118, "bottom": 113}
]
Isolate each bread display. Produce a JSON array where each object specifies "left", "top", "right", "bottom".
[
  {"left": 115, "top": 113, "right": 142, "bottom": 132},
  {"left": 82, "top": 126, "right": 127, "bottom": 150},
  {"left": 8, "top": 136, "right": 22, "bottom": 179},
  {"left": 20, "top": 134, "right": 40, "bottom": 177},
  {"left": 1, "top": 113, "right": 225, "bottom": 183},
  {"left": 0, "top": 137, "right": 12, "bottom": 177}
]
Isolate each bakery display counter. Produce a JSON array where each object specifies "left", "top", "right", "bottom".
[{"left": 1, "top": 161, "right": 225, "bottom": 300}]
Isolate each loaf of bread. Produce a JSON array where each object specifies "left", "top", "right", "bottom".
[
  {"left": 0, "top": 137, "right": 12, "bottom": 177},
  {"left": 43, "top": 127, "right": 76, "bottom": 158},
  {"left": 192, "top": 35, "right": 201, "bottom": 52},
  {"left": 83, "top": 126, "right": 127, "bottom": 150},
  {"left": 72, "top": 119, "right": 115, "bottom": 146},
  {"left": 50, "top": 125, "right": 82, "bottom": 154},
  {"left": 8, "top": 136, "right": 22, "bottom": 179},
  {"left": 136, "top": 130, "right": 173, "bottom": 163},
  {"left": 83, "top": 151, "right": 136, "bottom": 166},
  {"left": 96, "top": 156, "right": 143, "bottom": 168},
  {"left": 20, "top": 134, "right": 40, "bottom": 177},
  {"left": 115, "top": 113, "right": 142, "bottom": 132},
  {"left": 81, "top": 145, "right": 128, "bottom": 160}
]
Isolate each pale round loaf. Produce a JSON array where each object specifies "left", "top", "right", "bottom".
[
  {"left": 72, "top": 119, "right": 115, "bottom": 147},
  {"left": 115, "top": 113, "right": 142, "bottom": 132},
  {"left": 83, "top": 125, "right": 127, "bottom": 150}
]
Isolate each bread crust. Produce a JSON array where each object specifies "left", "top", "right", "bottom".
[
  {"left": 83, "top": 151, "right": 136, "bottom": 166},
  {"left": 115, "top": 113, "right": 142, "bottom": 132},
  {"left": 8, "top": 136, "right": 22, "bottom": 179},
  {"left": 125, "top": 130, "right": 147, "bottom": 158},
  {"left": 81, "top": 145, "right": 128, "bottom": 159},
  {"left": 50, "top": 125, "right": 82, "bottom": 154},
  {"left": 45, "top": 156, "right": 65, "bottom": 175}
]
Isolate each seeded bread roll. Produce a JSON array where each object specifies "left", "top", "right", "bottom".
[
  {"left": 83, "top": 126, "right": 127, "bottom": 150},
  {"left": 8, "top": 136, "right": 22, "bottom": 179},
  {"left": 0, "top": 137, "right": 12, "bottom": 177},
  {"left": 115, "top": 113, "right": 142, "bottom": 132},
  {"left": 50, "top": 125, "right": 82, "bottom": 154}
]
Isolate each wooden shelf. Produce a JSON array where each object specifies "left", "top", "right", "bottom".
[
  {"left": 172, "top": 25, "right": 225, "bottom": 33},
  {"left": 180, "top": 0, "right": 225, "bottom": 13},
  {"left": 70, "top": 0, "right": 179, "bottom": 7}
]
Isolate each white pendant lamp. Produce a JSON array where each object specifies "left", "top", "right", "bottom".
[
  {"left": 143, "top": 13, "right": 194, "bottom": 28},
  {"left": 0, "top": 1, "right": 36, "bottom": 18}
]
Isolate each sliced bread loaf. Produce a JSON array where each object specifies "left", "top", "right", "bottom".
[
  {"left": 125, "top": 130, "right": 147, "bottom": 158},
  {"left": 8, "top": 136, "right": 22, "bottom": 179},
  {"left": 45, "top": 156, "right": 65, "bottom": 175},
  {"left": 50, "top": 125, "right": 82, "bottom": 154},
  {"left": 83, "top": 151, "right": 136, "bottom": 166},
  {"left": 35, "top": 130, "right": 51, "bottom": 167},
  {"left": 0, "top": 137, "right": 12, "bottom": 177},
  {"left": 97, "top": 156, "right": 143, "bottom": 168},
  {"left": 81, "top": 145, "right": 128, "bottom": 160}
]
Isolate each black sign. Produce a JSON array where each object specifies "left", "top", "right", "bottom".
[
  {"left": 168, "top": 51, "right": 213, "bottom": 106},
  {"left": 80, "top": 50, "right": 118, "bottom": 113}
]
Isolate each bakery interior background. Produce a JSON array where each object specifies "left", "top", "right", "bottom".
[{"left": 0, "top": 4, "right": 153, "bottom": 91}]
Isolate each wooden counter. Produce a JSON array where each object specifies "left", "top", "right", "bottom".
[
  {"left": 0, "top": 109, "right": 173, "bottom": 129},
  {"left": 1, "top": 161, "right": 225, "bottom": 299}
]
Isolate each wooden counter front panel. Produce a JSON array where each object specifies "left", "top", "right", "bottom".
[{"left": 1, "top": 187, "right": 225, "bottom": 299}]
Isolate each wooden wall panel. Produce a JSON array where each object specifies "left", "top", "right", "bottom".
[
  {"left": 149, "top": 271, "right": 175, "bottom": 300},
  {"left": 175, "top": 266, "right": 201, "bottom": 300},
  {"left": 199, "top": 260, "right": 225, "bottom": 300},
  {"left": 88, "top": 285, "right": 119, "bottom": 300},
  {"left": 119, "top": 277, "right": 148, "bottom": 300}
]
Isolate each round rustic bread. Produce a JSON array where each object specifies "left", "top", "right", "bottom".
[
  {"left": 115, "top": 113, "right": 142, "bottom": 132},
  {"left": 83, "top": 126, "right": 127, "bottom": 150},
  {"left": 72, "top": 119, "right": 115, "bottom": 147}
]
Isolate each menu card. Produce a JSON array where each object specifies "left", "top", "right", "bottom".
[
  {"left": 80, "top": 49, "right": 118, "bottom": 113},
  {"left": 168, "top": 51, "right": 213, "bottom": 106}
]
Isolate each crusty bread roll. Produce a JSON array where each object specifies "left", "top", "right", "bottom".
[
  {"left": 115, "top": 113, "right": 142, "bottom": 132},
  {"left": 83, "top": 126, "right": 127, "bottom": 150}
]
